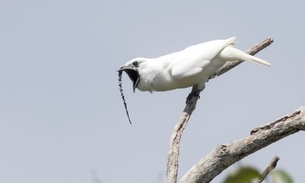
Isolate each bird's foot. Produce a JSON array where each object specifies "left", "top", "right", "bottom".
[{"left": 185, "top": 91, "right": 201, "bottom": 104}]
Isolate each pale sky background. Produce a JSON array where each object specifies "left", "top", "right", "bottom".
[{"left": 0, "top": 1, "right": 304, "bottom": 183}]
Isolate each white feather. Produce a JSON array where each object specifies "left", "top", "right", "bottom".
[
  {"left": 218, "top": 46, "right": 271, "bottom": 66},
  {"left": 171, "top": 37, "right": 236, "bottom": 79},
  {"left": 120, "top": 37, "right": 270, "bottom": 92}
]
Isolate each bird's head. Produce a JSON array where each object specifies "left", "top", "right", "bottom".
[{"left": 118, "top": 58, "right": 146, "bottom": 92}]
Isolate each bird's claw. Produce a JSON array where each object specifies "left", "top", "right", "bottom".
[{"left": 185, "top": 91, "right": 201, "bottom": 104}]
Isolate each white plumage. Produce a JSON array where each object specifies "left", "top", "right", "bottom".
[{"left": 119, "top": 37, "right": 270, "bottom": 93}]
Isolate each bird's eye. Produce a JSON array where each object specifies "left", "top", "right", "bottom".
[{"left": 132, "top": 61, "right": 139, "bottom": 67}]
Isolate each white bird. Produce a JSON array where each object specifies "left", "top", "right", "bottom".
[{"left": 118, "top": 37, "right": 270, "bottom": 94}]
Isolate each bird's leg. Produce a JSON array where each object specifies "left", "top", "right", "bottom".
[
  {"left": 185, "top": 85, "right": 203, "bottom": 104},
  {"left": 186, "top": 91, "right": 200, "bottom": 103}
]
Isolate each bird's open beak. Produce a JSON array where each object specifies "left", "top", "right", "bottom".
[{"left": 118, "top": 66, "right": 140, "bottom": 93}]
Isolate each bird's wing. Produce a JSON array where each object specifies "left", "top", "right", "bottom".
[{"left": 171, "top": 37, "right": 236, "bottom": 79}]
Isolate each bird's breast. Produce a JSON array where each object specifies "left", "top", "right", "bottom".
[
  {"left": 137, "top": 68, "right": 203, "bottom": 92},
  {"left": 137, "top": 70, "right": 172, "bottom": 92},
  {"left": 136, "top": 58, "right": 226, "bottom": 92}
]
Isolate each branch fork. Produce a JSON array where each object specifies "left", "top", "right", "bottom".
[{"left": 164, "top": 38, "right": 305, "bottom": 183}]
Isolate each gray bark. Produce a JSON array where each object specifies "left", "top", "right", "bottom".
[
  {"left": 180, "top": 106, "right": 305, "bottom": 183},
  {"left": 165, "top": 38, "right": 293, "bottom": 183}
]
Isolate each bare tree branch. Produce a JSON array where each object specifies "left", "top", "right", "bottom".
[
  {"left": 257, "top": 156, "right": 280, "bottom": 183},
  {"left": 180, "top": 106, "right": 305, "bottom": 183},
  {"left": 166, "top": 38, "right": 274, "bottom": 183}
]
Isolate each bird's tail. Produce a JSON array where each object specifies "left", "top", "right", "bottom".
[{"left": 219, "top": 46, "right": 271, "bottom": 66}]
